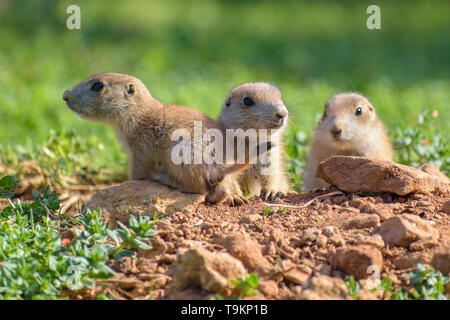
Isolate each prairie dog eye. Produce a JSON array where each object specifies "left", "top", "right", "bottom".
[
  {"left": 91, "top": 82, "right": 104, "bottom": 92},
  {"left": 355, "top": 107, "right": 362, "bottom": 116},
  {"left": 127, "top": 84, "right": 135, "bottom": 95},
  {"left": 243, "top": 97, "right": 254, "bottom": 107}
]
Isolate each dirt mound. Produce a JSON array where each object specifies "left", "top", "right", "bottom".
[
  {"left": 4, "top": 157, "right": 449, "bottom": 300},
  {"left": 68, "top": 186, "right": 448, "bottom": 300}
]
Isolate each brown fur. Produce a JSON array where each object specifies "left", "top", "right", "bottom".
[
  {"left": 304, "top": 92, "right": 394, "bottom": 191},
  {"left": 63, "top": 73, "right": 262, "bottom": 204},
  {"left": 216, "top": 82, "right": 292, "bottom": 201}
]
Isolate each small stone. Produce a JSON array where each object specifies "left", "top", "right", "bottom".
[
  {"left": 322, "top": 226, "right": 334, "bottom": 237},
  {"left": 156, "top": 219, "right": 172, "bottom": 230},
  {"left": 171, "top": 248, "right": 246, "bottom": 295},
  {"left": 298, "top": 227, "right": 321, "bottom": 244},
  {"left": 357, "top": 234, "right": 385, "bottom": 249},
  {"left": 350, "top": 198, "right": 365, "bottom": 209},
  {"left": 301, "top": 275, "right": 349, "bottom": 300},
  {"left": 329, "top": 234, "right": 345, "bottom": 247},
  {"left": 331, "top": 245, "right": 383, "bottom": 280},
  {"left": 377, "top": 214, "right": 439, "bottom": 247},
  {"left": 284, "top": 268, "right": 310, "bottom": 285},
  {"left": 340, "top": 214, "right": 380, "bottom": 230},
  {"left": 409, "top": 237, "right": 437, "bottom": 251},
  {"left": 264, "top": 242, "right": 277, "bottom": 256},
  {"left": 421, "top": 163, "right": 450, "bottom": 182},
  {"left": 258, "top": 280, "right": 278, "bottom": 298},
  {"left": 442, "top": 201, "right": 450, "bottom": 214},
  {"left": 316, "top": 235, "right": 328, "bottom": 248},
  {"left": 317, "top": 264, "right": 332, "bottom": 275},
  {"left": 431, "top": 240, "right": 450, "bottom": 274},
  {"left": 269, "top": 228, "right": 285, "bottom": 243},
  {"left": 241, "top": 214, "right": 262, "bottom": 224},
  {"left": 392, "top": 251, "right": 432, "bottom": 269},
  {"left": 220, "top": 232, "right": 271, "bottom": 272}
]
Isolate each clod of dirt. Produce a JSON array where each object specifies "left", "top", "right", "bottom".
[
  {"left": 431, "top": 240, "right": 450, "bottom": 274},
  {"left": 316, "top": 156, "right": 449, "bottom": 195},
  {"left": 219, "top": 232, "right": 272, "bottom": 274},
  {"left": 258, "top": 280, "right": 279, "bottom": 298},
  {"left": 356, "top": 234, "right": 385, "bottom": 249},
  {"left": 442, "top": 201, "right": 450, "bottom": 214},
  {"left": 340, "top": 214, "right": 380, "bottom": 230},
  {"left": 86, "top": 181, "right": 204, "bottom": 226},
  {"left": 301, "top": 275, "right": 349, "bottom": 300},
  {"left": 376, "top": 214, "right": 439, "bottom": 247},
  {"left": 422, "top": 163, "right": 450, "bottom": 182},
  {"left": 284, "top": 268, "right": 310, "bottom": 285},
  {"left": 331, "top": 245, "right": 383, "bottom": 280},
  {"left": 170, "top": 247, "right": 246, "bottom": 295}
]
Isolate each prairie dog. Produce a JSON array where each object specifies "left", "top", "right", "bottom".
[
  {"left": 217, "top": 82, "right": 292, "bottom": 201},
  {"left": 304, "top": 93, "right": 394, "bottom": 191},
  {"left": 62, "top": 73, "right": 268, "bottom": 204}
]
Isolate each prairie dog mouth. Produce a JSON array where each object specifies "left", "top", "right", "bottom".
[{"left": 65, "top": 101, "right": 83, "bottom": 114}]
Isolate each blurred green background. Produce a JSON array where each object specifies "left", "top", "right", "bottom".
[{"left": 0, "top": 0, "right": 449, "bottom": 182}]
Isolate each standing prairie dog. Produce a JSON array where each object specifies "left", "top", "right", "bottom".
[
  {"left": 304, "top": 93, "right": 394, "bottom": 191},
  {"left": 217, "top": 82, "right": 292, "bottom": 201},
  {"left": 63, "top": 73, "right": 269, "bottom": 204}
]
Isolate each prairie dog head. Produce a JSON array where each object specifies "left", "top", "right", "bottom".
[
  {"left": 315, "top": 93, "right": 381, "bottom": 148},
  {"left": 63, "top": 72, "right": 152, "bottom": 123},
  {"left": 219, "top": 82, "right": 288, "bottom": 132}
]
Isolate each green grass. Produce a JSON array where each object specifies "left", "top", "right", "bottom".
[{"left": 0, "top": 0, "right": 449, "bottom": 184}]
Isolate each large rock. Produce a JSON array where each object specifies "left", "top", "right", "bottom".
[
  {"left": 376, "top": 214, "right": 439, "bottom": 247},
  {"left": 171, "top": 248, "right": 246, "bottom": 295},
  {"left": 86, "top": 181, "right": 204, "bottom": 226},
  {"left": 316, "top": 156, "right": 449, "bottom": 195},
  {"left": 331, "top": 245, "right": 383, "bottom": 280}
]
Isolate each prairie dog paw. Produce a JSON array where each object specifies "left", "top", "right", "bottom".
[{"left": 260, "top": 190, "right": 286, "bottom": 201}]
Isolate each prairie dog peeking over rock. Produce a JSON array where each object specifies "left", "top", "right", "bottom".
[
  {"left": 63, "top": 73, "right": 268, "bottom": 204},
  {"left": 304, "top": 92, "right": 394, "bottom": 191},
  {"left": 217, "top": 82, "right": 292, "bottom": 200}
]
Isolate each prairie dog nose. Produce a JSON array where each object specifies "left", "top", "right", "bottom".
[
  {"left": 330, "top": 125, "right": 342, "bottom": 138},
  {"left": 62, "top": 89, "right": 70, "bottom": 101},
  {"left": 275, "top": 106, "right": 288, "bottom": 119}
]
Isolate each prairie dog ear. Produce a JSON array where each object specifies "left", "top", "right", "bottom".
[
  {"left": 224, "top": 96, "right": 231, "bottom": 108},
  {"left": 367, "top": 102, "right": 374, "bottom": 112}
]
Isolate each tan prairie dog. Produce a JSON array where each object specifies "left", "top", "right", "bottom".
[
  {"left": 304, "top": 92, "right": 394, "bottom": 191},
  {"left": 217, "top": 82, "right": 292, "bottom": 201},
  {"left": 63, "top": 73, "right": 268, "bottom": 204}
]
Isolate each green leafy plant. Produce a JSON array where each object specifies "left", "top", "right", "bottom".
[
  {"left": 263, "top": 207, "right": 273, "bottom": 216},
  {"left": 393, "top": 109, "right": 449, "bottom": 176},
  {"left": 345, "top": 275, "right": 361, "bottom": 300},
  {"left": 230, "top": 273, "right": 261, "bottom": 300},
  {"left": 0, "top": 175, "right": 157, "bottom": 300},
  {"left": 392, "top": 264, "right": 449, "bottom": 300},
  {"left": 285, "top": 131, "right": 310, "bottom": 191},
  {"left": 0, "top": 175, "right": 18, "bottom": 199}
]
